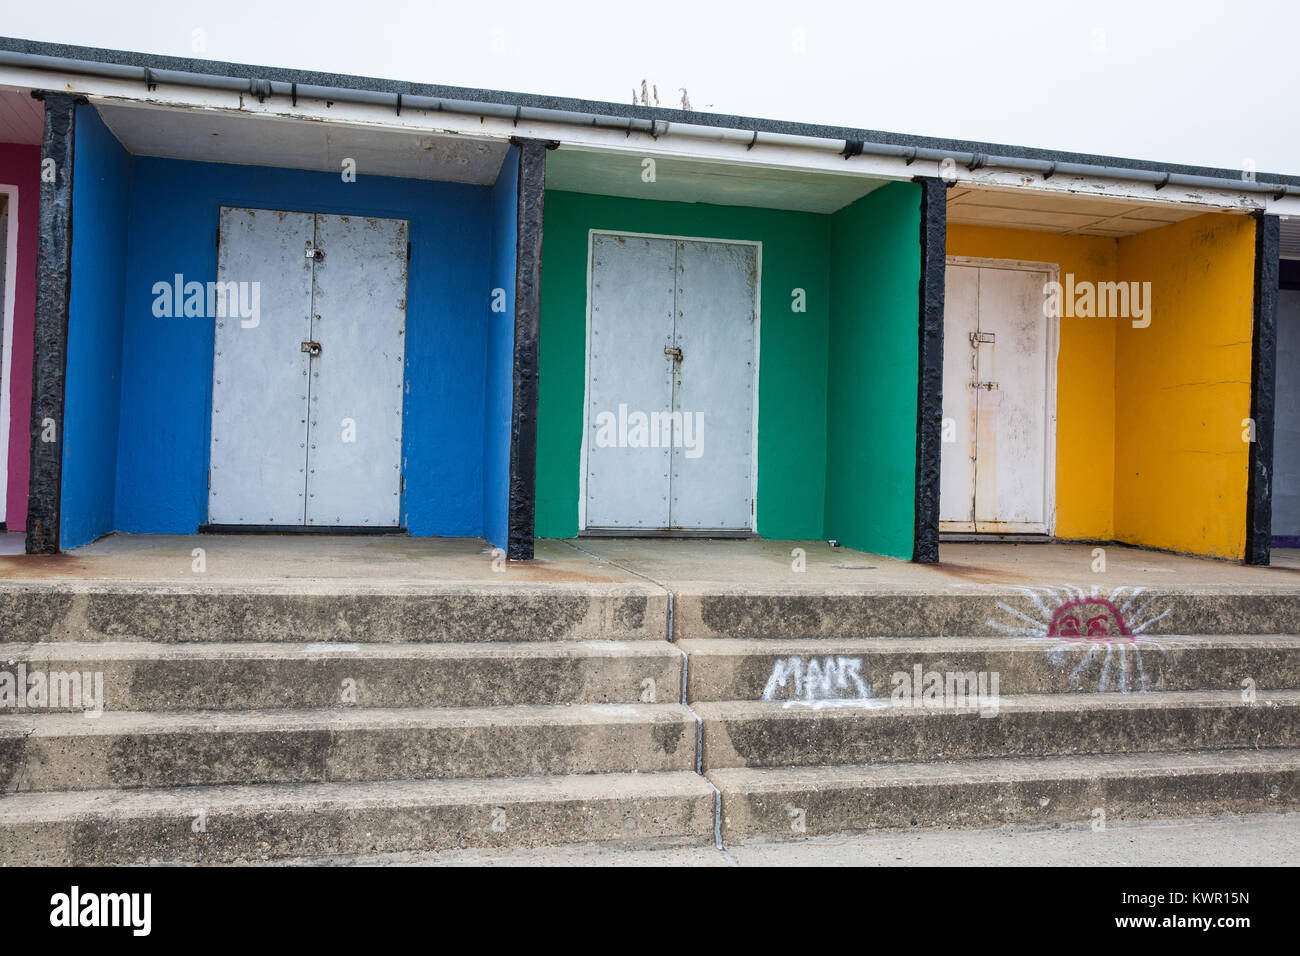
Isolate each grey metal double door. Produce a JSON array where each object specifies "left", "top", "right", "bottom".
[
  {"left": 584, "top": 233, "right": 758, "bottom": 532},
  {"left": 208, "top": 207, "right": 408, "bottom": 527}
]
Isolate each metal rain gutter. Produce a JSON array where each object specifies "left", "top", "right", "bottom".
[{"left": 4, "top": 49, "right": 1297, "bottom": 201}]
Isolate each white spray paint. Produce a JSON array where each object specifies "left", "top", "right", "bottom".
[{"left": 761, "top": 656, "right": 880, "bottom": 710}]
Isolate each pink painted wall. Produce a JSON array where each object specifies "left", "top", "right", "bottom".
[{"left": 0, "top": 143, "right": 40, "bottom": 531}]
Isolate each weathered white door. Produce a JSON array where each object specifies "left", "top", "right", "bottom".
[
  {"left": 939, "top": 264, "right": 979, "bottom": 530},
  {"left": 940, "top": 260, "right": 1054, "bottom": 534},
  {"left": 306, "top": 214, "right": 408, "bottom": 527},
  {"left": 583, "top": 233, "right": 757, "bottom": 532},
  {"left": 209, "top": 208, "right": 407, "bottom": 527}
]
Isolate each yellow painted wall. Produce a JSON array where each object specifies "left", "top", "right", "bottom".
[
  {"left": 1113, "top": 213, "right": 1256, "bottom": 559},
  {"left": 946, "top": 225, "right": 1119, "bottom": 540}
]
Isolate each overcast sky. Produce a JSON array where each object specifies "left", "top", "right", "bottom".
[{"left": 7, "top": 0, "right": 1298, "bottom": 174}]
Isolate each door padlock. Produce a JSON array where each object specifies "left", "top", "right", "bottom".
[
  {"left": 301, "top": 341, "right": 323, "bottom": 357},
  {"left": 304, "top": 242, "right": 325, "bottom": 262},
  {"left": 664, "top": 346, "right": 683, "bottom": 361}
]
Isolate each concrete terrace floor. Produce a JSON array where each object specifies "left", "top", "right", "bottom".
[{"left": 0, "top": 532, "right": 1296, "bottom": 594}]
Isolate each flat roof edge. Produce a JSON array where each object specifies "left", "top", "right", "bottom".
[{"left": 2, "top": 34, "right": 1297, "bottom": 190}]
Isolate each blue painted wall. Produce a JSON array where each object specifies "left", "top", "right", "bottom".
[
  {"left": 482, "top": 145, "right": 519, "bottom": 549},
  {"left": 62, "top": 108, "right": 131, "bottom": 549},
  {"left": 112, "top": 153, "right": 493, "bottom": 536}
]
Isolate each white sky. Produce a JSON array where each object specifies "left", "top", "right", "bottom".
[{"left": 8, "top": 0, "right": 1299, "bottom": 174}]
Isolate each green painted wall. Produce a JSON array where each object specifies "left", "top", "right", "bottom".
[
  {"left": 825, "top": 182, "right": 921, "bottom": 558},
  {"left": 536, "top": 190, "right": 831, "bottom": 539}
]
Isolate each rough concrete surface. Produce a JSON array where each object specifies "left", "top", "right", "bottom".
[
  {"left": 0, "top": 702, "right": 696, "bottom": 790},
  {"left": 1, "top": 534, "right": 1297, "bottom": 864},
  {"left": 3, "top": 639, "right": 682, "bottom": 710},
  {"left": 262, "top": 813, "right": 1299, "bottom": 867}
]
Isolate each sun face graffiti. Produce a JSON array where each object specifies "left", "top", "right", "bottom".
[
  {"left": 988, "top": 585, "right": 1182, "bottom": 694},
  {"left": 1046, "top": 596, "right": 1134, "bottom": 642}
]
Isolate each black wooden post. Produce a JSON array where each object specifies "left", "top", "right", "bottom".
[{"left": 25, "top": 92, "right": 80, "bottom": 554}]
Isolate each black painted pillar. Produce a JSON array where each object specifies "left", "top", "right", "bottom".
[
  {"left": 1245, "top": 212, "right": 1279, "bottom": 566},
  {"left": 506, "top": 139, "right": 550, "bottom": 560},
  {"left": 912, "top": 176, "right": 947, "bottom": 563},
  {"left": 26, "top": 92, "right": 80, "bottom": 554}
]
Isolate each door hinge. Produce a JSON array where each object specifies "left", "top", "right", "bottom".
[
  {"left": 206, "top": 468, "right": 211, "bottom": 489},
  {"left": 972, "top": 381, "right": 999, "bottom": 390},
  {"left": 407, "top": 241, "right": 412, "bottom": 263},
  {"left": 970, "top": 330, "right": 995, "bottom": 346}
]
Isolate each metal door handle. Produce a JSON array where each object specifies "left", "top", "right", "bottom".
[
  {"left": 301, "top": 341, "right": 322, "bottom": 357},
  {"left": 664, "top": 346, "right": 683, "bottom": 361}
]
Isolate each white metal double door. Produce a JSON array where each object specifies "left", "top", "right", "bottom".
[
  {"left": 940, "top": 260, "right": 1055, "bottom": 534},
  {"left": 584, "top": 233, "right": 758, "bottom": 532},
  {"left": 208, "top": 207, "right": 408, "bottom": 527}
]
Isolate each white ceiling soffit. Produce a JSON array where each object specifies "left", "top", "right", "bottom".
[
  {"left": 1280, "top": 218, "right": 1300, "bottom": 261},
  {"left": 547, "top": 146, "right": 888, "bottom": 214},
  {"left": 947, "top": 184, "right": 1210, "bottom": 238},
  {"left": 93, "top": 101, "right": 509, "bottom": 185},
  {"left": 0, "top": 85, "right": 43, "bottom": 145}
]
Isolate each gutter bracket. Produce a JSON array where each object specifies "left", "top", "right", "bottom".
[
  {"left": 903, "top": 148, "right": 918, "bottom": 166},
  {"left": 248, "top": 78, "right": 271, "bottom": 103},
  {"left": 1154, "top": 172, "right": 1171, "bottom": 191},
  {"left": 396, "top": 93, "right": 402, "bottom": 116},
  {"left": 291, "top": 82, "right": 298, "bottom": 107},
  {"left": 966, "top": 153, "right": 986, "bottom": 172},
  {"left": 746, "top": 131, "right": 758, "bottom": 150},
  {"left": 143, "top": 67, "right": 156, "bottom": 92},
  {"left": 1043, "top": 161, "right": 1056, "bottom": 180},
  {"left": 842, "top": 139, "right": 864, "bottom": 159}
]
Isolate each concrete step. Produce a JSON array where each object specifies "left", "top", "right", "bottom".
[
  {"left": 0, "top": 703, "right": 695, "bottom": 791},
  {"left": 0, "top": 583, "right": 668, "bottom": 643},
  {"left": 672, "top": 588, "right": 1300, "bottom": 639},
  {"left": 681, "top": 635, "right": 1300, "bottom": 701},
  {"left": 1, "top": 640, "right": 682, "bottom": 711},
  {"left": 0, "top": 771, "right": 717, "bottom": 865},
  {"left": 709, "top": 749, "right": 1300, "bottom": 840},
  {"left": 696, "top": 690, "right": 1300, "bottom": 769}
]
